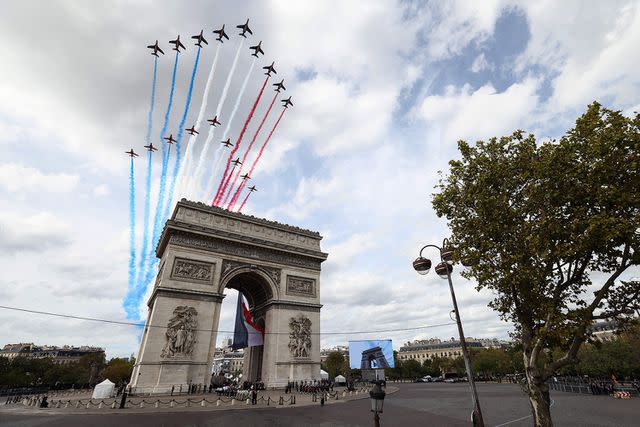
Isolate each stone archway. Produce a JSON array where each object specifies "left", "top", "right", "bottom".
[{"left": 130, "top": 200, "right": 328, "bottom": 393}]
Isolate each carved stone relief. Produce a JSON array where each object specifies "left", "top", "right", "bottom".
[
  {"left": 170, "top": 258, "right": 215, "bottom": 284},
  {"left": 161, "top": 306, "right": 198, "bottom": 358},
  {"left": 221, "top": 260, "right": 282, "bottom": 290},
  {"left": 169, "top": 232, "right": 322, "bottom": 271},
  {"left": 288, "top": 315, "right": 312, "bottom": 358},
  {"left": 286, "top": 276, "right": 316, "bottom": 298}
]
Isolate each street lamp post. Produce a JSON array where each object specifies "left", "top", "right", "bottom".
[
  {"left": 413, "top": 238, "right": 485, "bottom": 427},
  {"left": 369, "top": 380, "right": 386, "bottom": 427}
]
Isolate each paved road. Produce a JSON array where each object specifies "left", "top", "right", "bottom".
[{"left": 2, "top": 383, "right": 638, "bottom": 426}]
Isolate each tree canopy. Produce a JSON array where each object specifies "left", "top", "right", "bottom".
[{"left": 432, "top": 102, "right": 639, "bottom": 426}]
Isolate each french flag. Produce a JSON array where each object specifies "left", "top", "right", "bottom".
[{"left": 232, "top": 293, "right": 264, "bottom": 349}]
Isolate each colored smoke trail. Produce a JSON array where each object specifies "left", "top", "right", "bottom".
[
  {"left": 125, "top": 157, "right": 137, "bottom": 318},
  {"left": 226, "top": 92, "right": 278, "bottom": 209},
  {"left": 188, "top": 43, "right": 241, "bottom": 201},
  {"left": 164, "top": 48, "right": 201, "bottom": 221},
  {"left": 232, "top": 108, "right": 288, "bottom": 210},
  {"left": 237, "top": 190, "right": 252, "bottom": 213},
  {"left": 191, "top": 41, "right": 247, "bottom": 200},
  {"left": 214, "top": 74, "right": 270, "bottom": 206},
  {"left": 175, "top": 44, "right": 221, "bottom": 201},
  {"left": 150, "top": 52, "right": 179, "bottom": 253},
  {"left": 135, "top": 57, "right": 158, "bottom": 288},
  {"left": 142, "top": 51, "right": 179, "bottom": 303}
]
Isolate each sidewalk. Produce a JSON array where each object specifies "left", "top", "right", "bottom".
[{"left": 1, "top": 386, "right": 398, "bottom": 415}]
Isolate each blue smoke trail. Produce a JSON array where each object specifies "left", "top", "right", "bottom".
[
  {"left": 128, "top": 51, "right": 178, "bottom": 320},
  {"left": 163, "top": 48, "right": 201, "bottom": 220},
  {"left": 135, "top": 57, "right": 158, "bottom": 289},
  {"left": 152, "top": 52, "right": 180, "bottom": 245},
  {"left": 125, "top": 157, "right": 137, "bottom": 318}
]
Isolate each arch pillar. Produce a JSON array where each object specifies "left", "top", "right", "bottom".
[{"left": 130, "top": 200, "right": 327, "bottom": 392}]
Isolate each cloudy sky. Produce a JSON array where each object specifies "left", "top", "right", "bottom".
[{"left": 1, "top": 0, "right": 639, "bottom": 359}]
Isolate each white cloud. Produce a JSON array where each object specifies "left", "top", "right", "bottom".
[
  {"left": 93, "top": 184, "right": 110, "bottom": 196},
  {"left": 0, "top": 211, "right": 70, "bottom": 252},
  {"left": 516, "top": 1, "right": 640, "bottom": 111},
  {"left": 471, "top": 52, "right": 491, "bottom": 73},
  {"left": 0, "top": 163, "right": 79, "bottom": 194},
  {"left": 416, "top": 78, "right": 541, "bottom": 143}
]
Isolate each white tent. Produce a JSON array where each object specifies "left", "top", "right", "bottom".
[
  {"left": 320, "top": 369, "right": 329, "bottom": 380},
  {"left": 334, "top": 375, "right": 346, "bottom": 385},
  {"left": 92, "top": 379, "right": 115, "bottom": 399}
]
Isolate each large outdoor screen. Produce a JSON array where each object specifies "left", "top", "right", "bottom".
[{"left": 348, "top": 340, "right": 394, "bottom": 369}]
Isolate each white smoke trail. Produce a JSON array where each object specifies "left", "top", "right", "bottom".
[
  {"left": 173, "top": 44, "right": 221, "bottom": 203},
  {"left": 200, "top": 57, "right": 256, "bottom": 201},
  {"left": 189, "top": 39, "right": 244, "bottom": 201}
]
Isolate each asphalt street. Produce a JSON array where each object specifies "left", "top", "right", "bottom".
[{"left": 2, "top": 383, "right": 638, "bottom": 426}]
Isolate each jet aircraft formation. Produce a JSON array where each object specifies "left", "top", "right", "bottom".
[{"left": 126, "top": 17, "right": 295, "bottom": 322}]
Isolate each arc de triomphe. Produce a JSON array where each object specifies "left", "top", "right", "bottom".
[{"left": 130, "top": 200, "right": 327, "bottom": 392}]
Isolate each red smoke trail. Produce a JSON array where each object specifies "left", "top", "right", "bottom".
[
  {"left": 230, "top": 108, "right": 287, "bottom": 211},
  {"left": 225, "top": 92, "right": 278, "bottom": 209},
  {"left": 237, "top": 190, "right": 253, "bottom": 213},
  {"left": 213, "top": 75, "right": 270, "bottom": 206}
]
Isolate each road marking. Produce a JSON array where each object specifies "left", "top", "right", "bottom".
[{"left": 494, "top": 398, "right": 555, "bottom": 427}]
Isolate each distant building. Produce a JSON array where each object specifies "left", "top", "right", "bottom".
[
  {"left": 398, "top": 337, "right": 508, "bottom": 362},
  {"left": 211, "top": 338, "right": 244, "bottom": 375},
  {"left": 320, "top": 345, "right": 349, "bottom": 364},
  {"left": 0, "top": 343, "right": 104, "bottom": 365},
  {"left": 590, "top": 320, "right": 618, "bottom": 342}
]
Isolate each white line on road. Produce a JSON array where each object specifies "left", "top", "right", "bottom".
[{"left": 494, "top": 398, "right": 555, "bottom": 427}]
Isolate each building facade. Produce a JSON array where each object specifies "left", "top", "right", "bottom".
[
  {"left": 320, "top": 345, "right": 349, "bottom": 364},
  {"left": 398, "top": 338, "right": 487, "bottom": 362},
  {"left": 0, "top": 343, "right": 104, "bottom": 364}
]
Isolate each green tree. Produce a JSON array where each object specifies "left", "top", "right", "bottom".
[
  {"left": 433, "top": 102, "right": 640, "bottom": 426},
  {"left": 402, "top": 359, "right": 422, "bottom": 379},
  {"left": 324, "top": 351, "right": 345, "bottom": 380},
  {"left": 100, "top": 358, "right": 134, "bottom": 385},
  {"left": 471, "top": 348, "right": 511, "bottom": 379}
]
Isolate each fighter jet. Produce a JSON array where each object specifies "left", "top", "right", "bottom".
[
  {"left": 192, "top": 30, "right": 208, "bottom": 48},
  {"left": 221, "top": 138, "right": 233, "bottom": 148},
  {"left": 213, "top": 25, "right": 229, "bottom": 43},
  {"left": 163, "top": 134, "right": 177, "bottom": 144},
  {"left": 236, "top": 19, "right": 253, "bottom": 38},
  {"left": 240, "top": 173, "right": 251, "bottom": 181},
  {"left": 147, "top": 40, "right": 164, "bottom": 57},
  {"left": 249, "top": 41, "right": 264, "bottom": 58},
  {"left": 144, "top": 143, "right": 158, "bottom": 152},
  {"left": 248, "top": 185, "right": 257, "bottom": 192},
  {"left": 263, "top": 62, "right": 276, "bottom": 76},
  {"left": 186, "top": 126, "right": 199, "bottom": 136},
  {"left": 282, "top": 96, "right": 293, "bottom": 108},
  {"left": 231, "top": 158, "right": 242, "bottom": 166},
  {"left": 125, "top": 149, "right": 138, "bottom": 157},
  {"left": 207, "top": 116, "right": 221, "bottom": 127},
  {"left": 169, "top": 35, "right": 186, "bottom": 52},
  {"left": 273, "top": 79, "right": 286, "bottom": 93}
]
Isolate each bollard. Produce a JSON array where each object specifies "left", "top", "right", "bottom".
[
  {"left": 216, "top": 399, "right": 221, "bottom": 407},
  {"left": 98, "top": 402, "right": 103, "bottom": 409},
  {"left": 139, "top": 402, "right": 144, "bottom": 408},
  {"left": 66, "top": 402, "right": 70, "bottom": 408},
  {"left": 279, "top": 396, "right": 284, "bottom": 405},
  {"left": 170, "top": 400, "right": 174, "bottom": 408},
  {"left": 155, "top": 401, "right": 159, "bottom": 408},
  {"left": 201, "top": 399, "right": 206, "bottom": 407},
  {"left": 76, "top": 401, "right": 80, "bottom": 408},
  {"left": 111, "top": 402, "right": 116, "bottom": 409},
  {"left": 187, "top": 400, "right": 191, "bottom": 408},
  {"left": 246, "top": 399, "right": 250, "bottom": 405},
  {"left": 231, "top": 399, "right": 235, "bottom": 405},
  {"left": 86, "top": 402, "right": 90, "bottom": 409},
  {"left": 343, "top": 391, "right": 346, "bottom": 397},
  {"left": 267, "top": 397, "right": 270, "bottom": 406}
]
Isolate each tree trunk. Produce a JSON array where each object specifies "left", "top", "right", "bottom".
[{"left": 525, "top": 366, "right": 553, "bottom": 427}]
